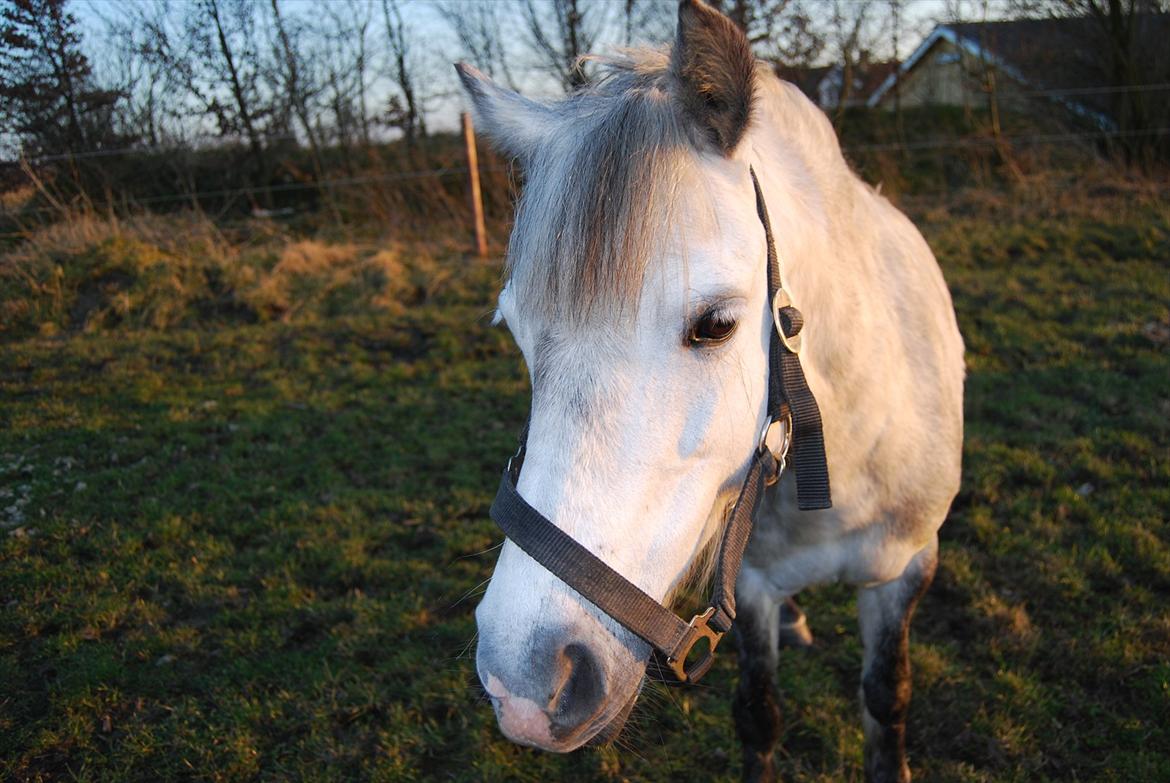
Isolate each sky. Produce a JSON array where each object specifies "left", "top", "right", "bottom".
[{"left": 66, "top": 0, "right": 1008, "bottom": 139}]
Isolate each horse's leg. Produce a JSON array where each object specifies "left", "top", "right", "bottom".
[
  {"left": 734, "top": 572, "right": 804, "bottom": 783},
  {"left": 857, "top": 537, "right": 938, "bottom": 783},
  {"left": 778, "top": 595, "right": 814, "bottom": 649}
]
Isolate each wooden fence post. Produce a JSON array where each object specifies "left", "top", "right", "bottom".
[{"left": 462, "top": 112, "right": 489, "bottom": 259}]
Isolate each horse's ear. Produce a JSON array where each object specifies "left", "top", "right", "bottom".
[
  {"left": 454, "top": 62, "right": 553, "bottom": 160},
  {"left": 671, "top": 0, "right": 756, "bottom": 156}
]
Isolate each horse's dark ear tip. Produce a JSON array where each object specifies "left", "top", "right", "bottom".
[
  {"left": 454, "top": 62, "right": 486, "bottom": 96},
  {"left": 678, "top": 0, "right": 715, "bottom": 25},
  {"left": 671, "top": 0, "right": 755, "bottom": 156}
]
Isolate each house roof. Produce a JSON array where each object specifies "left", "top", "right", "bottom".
[
  {"left": 855, "top": 60, "right": 900, "bottom": 98},
  {"left": 867, "top": 14, "right": 1170, "bottom": 129},
  {"left": 774, "top": 64, "right": 834, "bottom": 100},
  {"left": 776, "top": 60, "right": 899, "bottom": 104}
]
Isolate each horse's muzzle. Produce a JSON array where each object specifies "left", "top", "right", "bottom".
[{"left": 478, "top": 628, "right": 621, "bottom": 751}]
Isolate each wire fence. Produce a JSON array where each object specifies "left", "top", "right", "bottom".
[
  {"left": 842, "top": 125, "right": 1170, "bottom": 152},
  {"left": 132, "top": 164, "right": 497, "bottom": 206},
  {"left": 2, "top": 118, "right": 1166, "bottom": 235},
  {"left": 1, "top": 166, "right": 506, "bottom": 222},
  {"left": 1022, "top": 82, "right": 1170, "bottom": 98}
]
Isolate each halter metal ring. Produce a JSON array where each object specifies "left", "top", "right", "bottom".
[
  {"left": 759, "top": 413, "right": 792, "bottom": 459},
  {"left": 772, "top": 288, "right": 803, "bottom": 354},
  {"left": 666, "top": 606, "right": 724, "bottom": 683},
  {"left": 758, "top": 414, "right": 792, "bottom": 487}
]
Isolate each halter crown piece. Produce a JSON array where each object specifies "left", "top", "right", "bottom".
[{"left": 489, "top": 167, "right": 831, "bottom": 684}]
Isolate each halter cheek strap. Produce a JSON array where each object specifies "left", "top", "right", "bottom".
[
  {"left": 488, "top": 166, "right": 831, "bottom": 685},
  {"left": 753, "top": 168, "right": 833, "bottom": 511}
]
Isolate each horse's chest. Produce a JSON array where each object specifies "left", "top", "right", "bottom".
[{"left": 742, "top": 482, "right": 923, "bottom": 595}]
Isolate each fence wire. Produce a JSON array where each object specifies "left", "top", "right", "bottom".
[{"left": 2, "top": 124, "right": 1167, "bottom": 226}]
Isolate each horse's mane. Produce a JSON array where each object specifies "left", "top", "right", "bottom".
[{"left": 505, "top": 48, "right": 710, "bottom": 323}]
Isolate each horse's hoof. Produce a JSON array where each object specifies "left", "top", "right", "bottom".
[
  {"left": 778, "top": 599, "right": 814, "bottom": 648},
  {"left": 741, "top": 752, "right": 776, "bottom": 783}
]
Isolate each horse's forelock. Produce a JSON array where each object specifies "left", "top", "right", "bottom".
[{"left": 505, "top": 50, "right": 709, "bottom": 325}]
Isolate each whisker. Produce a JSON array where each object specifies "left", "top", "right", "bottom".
[
  {"left": 446, "top": 630, "right": 479, "bottom": 662},
  {"left": 647, "top": 679, "right": 687, "bottom": 718},
  {"left": 448, "top": 576, "right": 492, "bottom": 610},
  {"left": 452, "top": 540, "right": 504, "bottom": 562}
]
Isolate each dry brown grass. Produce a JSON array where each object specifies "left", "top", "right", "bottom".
[
  {"left": 0, "top": 184, "right": 37, "bottom": 213},
  {"left": 0, "top": 209, "right": 478, "bottom": 338},
  {"left": 897, "top": 155, "right": 1170, "bottom": 225}
]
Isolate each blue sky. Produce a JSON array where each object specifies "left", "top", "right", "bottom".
[{"left": 68, "top": 0, "right": 1002, "bottom": 138}]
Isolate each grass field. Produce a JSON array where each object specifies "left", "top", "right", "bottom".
[{"left": 2, "top": 184, "right": 1169, "bottom": 782}]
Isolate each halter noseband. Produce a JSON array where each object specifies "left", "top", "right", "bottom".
[{"left": 488, "top": 167, "right": 831, "bottom": 684}]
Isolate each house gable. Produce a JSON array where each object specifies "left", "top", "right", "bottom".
[{"left": 868, "top": 19, "right": 1127, "bottom": 130}]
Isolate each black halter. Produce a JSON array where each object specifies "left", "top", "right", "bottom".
[{"left": 489, "top": 167, "right": 831, "bottom": 684}]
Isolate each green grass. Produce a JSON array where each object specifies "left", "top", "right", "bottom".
[{"left": 2, "top": 194, "right": 1169, "bottom": 782}]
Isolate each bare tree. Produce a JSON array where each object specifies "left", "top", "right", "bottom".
[
  {"left": 205, "top": 0, "right": 269, "bottom": 177},
  {"left": 115, "top": 2, "right": 198, "bottom": 146},
  {"left": 127, "top": 0, "right": 285, "bottom": 193},
  {"left": 774, "top": 3, "right": 825, "bottom": 69},
  {"left": 128, "top": 0, "right": 300, "bottom": 202},
  {"left": 887, "top": 0, "right": 906, "bottom": 144},
  {"left": 382, "top": 0, "right": 427, "bottom": 146},
  {"left": 706, "top": 0, "right": 823, "bottom": 66},
  {"left": 440, "top": 0, "right": 520, "bottom": 90},
  {"left": 709, "top": 0, "right": 788, "bottom": 41},
  {"left": 1014, "top": 0, "right": 1170, "bottom": 162},
  {"left": 621, "top": 0, "right": 676, "bottom": 45},
  {"left": 269, "top": 0, "right": 324, "bottom": 167},
  {"left": 348, "top": 0, "right": 375, "bottom": 147},
  {"left": 267, "top": 0, "right": 348, "bottom": 219},
  {"left": 824, "top": 0, "right": 880, "bottom": 123},
  {"left": 98, "top": 7, "right": 168, "bottom": 148},
  {"left": 315, "top": 2, "right": 364, "bottom": 160},
  {"left": 522, "top": 0, "right": 613, "bottom": 91}
]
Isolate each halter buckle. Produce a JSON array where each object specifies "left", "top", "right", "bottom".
[
  {"left": 772, "top": 289, "right": 803, "bottom": 354},
  {"left": 666, "top": 606, "right": 725, "bottom": 683}
]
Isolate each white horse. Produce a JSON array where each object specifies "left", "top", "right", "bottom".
[{"left": 458, "top": 2, "right": 964, "bottom": 781}]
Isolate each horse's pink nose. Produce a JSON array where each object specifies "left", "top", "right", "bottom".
[{"left": 479, "top": 635, "right": 606, "bottom": 749}]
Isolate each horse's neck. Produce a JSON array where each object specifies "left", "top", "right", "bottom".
[{"left": 746, "top": 76, "right": 878, "bottom": 391}]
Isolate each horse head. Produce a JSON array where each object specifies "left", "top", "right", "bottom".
[{"left": 458, "top": 0, "right": 775, "bottom": 751}]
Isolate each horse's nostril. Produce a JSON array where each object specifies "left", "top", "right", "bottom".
[{"left": 550, "top": 642, "right": 605, "bottom": 734}]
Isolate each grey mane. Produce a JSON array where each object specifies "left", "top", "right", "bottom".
[{"left": 505, "top": 49, "right": 708, "bottom": 323}]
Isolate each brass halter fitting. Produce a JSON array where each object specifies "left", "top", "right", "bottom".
[{"left": 665, "top": 607, "right": 725, "bottom": 683}]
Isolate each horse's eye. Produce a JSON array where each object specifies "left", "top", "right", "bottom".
[{"left": 687, "top": 310, "right": 738, "bottom": 346}]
